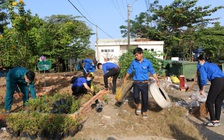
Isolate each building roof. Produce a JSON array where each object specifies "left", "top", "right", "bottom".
[{"left": 96, "top": 38, "right": 164, "bottom": 46}]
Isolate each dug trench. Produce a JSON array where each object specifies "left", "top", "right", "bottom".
[{"left": 0, "top": 70, "right": 224, "bottom": 139}]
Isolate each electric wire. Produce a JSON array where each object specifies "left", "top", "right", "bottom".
[
  {"left": 121, "top": 0, "right": 127, "bottom": 17},
  {"left": 76, "top": 0, "right": 95, "bottom": 24},
  {"left": 67, "top": 0, "right": 113, "bottom": 38},
  {"left": 111, "top": 0, "right": 126, "bottom": 21}
]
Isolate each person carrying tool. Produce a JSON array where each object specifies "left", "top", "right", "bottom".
[
  {"left": 123, "top": 47, "right": 160, "bottom": 119},
  {"left": 197, "top": 54, "right": 224, "bottom": 127},
  {"left": 71, "top": 72, "right": 94, "bottom": 98},
  {"left": 4, "top": 67, "right": 36, "bottom": 113},
  {"left": 82, "top": 58, "right": 96, "bottom": 76},
  {"left": 97, "top": 62, "right": 120, "bottom": 95}
]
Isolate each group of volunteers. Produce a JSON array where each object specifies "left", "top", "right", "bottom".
[{"left": 4, "top": 47, "right": 224, "bottom": 123}]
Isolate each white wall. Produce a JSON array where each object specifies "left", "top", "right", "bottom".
[{"left": 95, "top": 39, "right": 164, "bottom": 64}]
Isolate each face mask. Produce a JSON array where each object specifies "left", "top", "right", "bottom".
[
  {"left": 199, "top": 62, "right": 204, "bottom": 66},
  {"left": 87, "top": 78, "right": 92, "bottom": 81}
]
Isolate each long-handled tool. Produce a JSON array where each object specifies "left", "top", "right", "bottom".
[{"left": 186, "top": 73, "right": 197, "bottom": 92}]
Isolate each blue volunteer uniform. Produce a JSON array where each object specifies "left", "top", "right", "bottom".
[
  {"left": 127, "top": 58, "right": 156, "bottom": 113},
  {"left": 127, "top": 58, "right": 156, "bottom": 81},
  {"left": 198, "top": 62, "right": 224, "bottom": 86},
  {"left": 4, "top": 67, "right": 36, "bottom": 111},
  {"left": 102, "top": 62, "right": 120, "bottom": 94},
  {"left": 102, "top": 62, "right": 119, "bottom": 74},
  {"left": 198, "top": 62, "right": 224, "bottom": 122},
  {"left": 72, "top": 77, "right": 87, "bottom": 87},
  {"left": 83, "top": 58, "right": 95, "bottom": 74},
  {"left": 71, "top": 77, "right": 89, "bottom": 96}
]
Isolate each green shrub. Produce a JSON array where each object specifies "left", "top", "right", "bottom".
[
  {"left": 118, "top": 48, "right": 163, "bottom": 78},
  {"left": 25, "top": 93, "right": 80, "bottom": 114}
]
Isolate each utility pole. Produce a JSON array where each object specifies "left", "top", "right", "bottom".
[
  {"left": 127, "top": 4, "right": 130, "bottom": 49},
  {"left": 95, "top": 25, "right": 99, "bottom": 62}
]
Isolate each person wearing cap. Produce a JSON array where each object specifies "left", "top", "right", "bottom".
[
  {"left": 197, "top": 54, "right": 224, "bottom": 127},
  {"left": 82, "top": 58, "right": 96, "bottom": 76},
  {"left": 123, "top": 47, "right": 160, "bottom": 119},
  {"left": 97, "top": 62, "right": 120, "bottom": 94},
  {"left": 4, "top": 67, "right": 36, "bottom": 113}
]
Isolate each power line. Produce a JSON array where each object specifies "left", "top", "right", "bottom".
[
  {"left": 67, "top": 0, "right": 113, "bottom": 38},
  {"left": 76, "top": 0, "right": 95, "bottom": 24},
  {"left": 111, "top": 0, "right": 126, "bottom": 21}
]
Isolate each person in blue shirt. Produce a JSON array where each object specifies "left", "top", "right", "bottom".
[
  {"left": 197, "top": 55, "right": 224, "bottom": 127},
  {"left": 71, "top": 72, "right": 94, "bottom": 98},
  {"left": 197, "top": 55, "right": 211, "bottom": 90},
  {"left": 82, "top": 58, "right": 96, "bottom": 76},
  {"left": 97, "top": 62, "right": 120, "bottom": 94},
  {"left": 123, "top": 47, "right": 160, "bottom": 119},
  {"left": 4, "top": 67, "right": 36, "bottom": 113}
]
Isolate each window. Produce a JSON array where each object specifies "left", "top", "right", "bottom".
[
  {"left": 111, "top": 49, "right": 114, "bottom": 52},
  {"left": 151, "top": 48, "right": 154, "bottom": 52},
  {"left": 101, "top": 49, "right": 104, "bottom": 52}
]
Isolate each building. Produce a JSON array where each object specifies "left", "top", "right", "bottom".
[{"left": 95, "top": 38, "right": 164, "bottom": 64}]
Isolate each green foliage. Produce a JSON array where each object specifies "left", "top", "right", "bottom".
[
  {"left": 25, "top": 93, "right": 80, "bottom": 114},
  {"left": 118, "top": 48, "right": 163, "bottom": 78},
  {"left": 0, "top": 1, "right": 93, "bottom": 70},
  {"left": 6, "top": 112, "right": 80, "bottom": 137},
  {"left": 195, "top": 23, "right": 224, "bottom": 62},
  {"left": 120, "top": 0, "right": 224, "bottom": 60}
]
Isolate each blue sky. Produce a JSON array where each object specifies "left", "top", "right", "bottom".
[{"left": 22, "top": 0, "right": 224, "bottom": 50}]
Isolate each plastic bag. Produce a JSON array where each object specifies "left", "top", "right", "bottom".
[{"left": 190, "top": 92, "right": 207, "bottom": 102}]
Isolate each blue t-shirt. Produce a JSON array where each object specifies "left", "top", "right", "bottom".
[
  {"left": 127, "top": 58, "right": 156, "bottom": 81},
  {"left": 102, "top": 62, "right": 119, "bottom": 74},
  {"left": 83, "top": 58, "right": 95, "bottom": 72},
  {"left": 198, "top": 62, "right": 224, "bottom": 86},
  {"left": 72, "top": 77, "right": 87, "bottom": 87}
]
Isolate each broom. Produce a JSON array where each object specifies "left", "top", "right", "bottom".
[{"left": 191, "top": 102, "right": 208, "bottom": 118}]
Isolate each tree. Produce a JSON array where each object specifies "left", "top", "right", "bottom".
[
  {"left": 43, "top": 15, "right": 92, "bottom": 69},
  {"left": 120, "top": 0, "right": 224, "bottom": 60},
  {"left": 195, "top": 22, "right": 224, "bottom": 61},
  {"left": 0, "top": 0, "right": 93, "bottom": 71},
  {"left": 0, "top": 0, "right": 8, "bottom": 33}
]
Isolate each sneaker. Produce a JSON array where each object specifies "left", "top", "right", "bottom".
[
  {"left": 142, "top": 115, "right": 148, "bottom": 119},
  {"left": 205, "top": 121, "right": 220, "bottom": 127},
  {"left": 142, "top": 112, "right": 148, "bottom": 119},
  {"left": 5, "top": 110, "right": 10, "bottom": 114},
  {"left": 135, "top": 109, "right": 141, "bottom": 115}
]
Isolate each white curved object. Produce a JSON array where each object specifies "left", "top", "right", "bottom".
[{"left": 149, "top": 82, "right": 171, "bottom": 108}]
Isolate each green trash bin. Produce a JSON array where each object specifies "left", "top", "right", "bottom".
[
  {"left": 218, "top": 63, "right": 224, "bottom": 73},
  {"left": 162, "top": 60, "right": 175, "bottom": 76},
  {"left": 170, "top": 61, "right": 198, "bottom": 80}
]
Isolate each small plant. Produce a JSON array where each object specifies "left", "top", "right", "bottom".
[
  {"left": 24, "top": 92, "right": 80, "bottom": 114},
  {"left": 103, "top": 94, "right": 108, "bottom": 104},
  {"left": 6, "top": 112, "right": 25, "bottom": 137},
  {"left": 63, "top": 116, "right": 81, "bottom": 137}
]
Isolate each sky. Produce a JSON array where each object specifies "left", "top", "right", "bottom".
[{"left": 22, "top": 0, "right": 224, "bottom": 50}]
